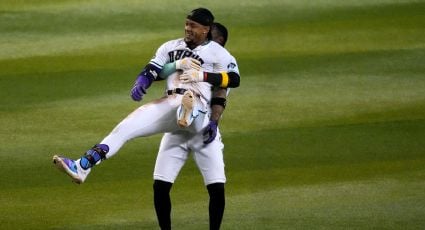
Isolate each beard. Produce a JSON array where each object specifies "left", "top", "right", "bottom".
[{"left": 184, "top": 35, "right": 196, "bottom": 49}]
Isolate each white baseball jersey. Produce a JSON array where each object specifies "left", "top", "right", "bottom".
[
  {"left": 150, "top": 38, "right": 239, "bottom": 103},
  {"left": 100, "top": 38, "right": 239, "bottom": 185}
]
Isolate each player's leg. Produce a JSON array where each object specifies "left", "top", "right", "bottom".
[
  {"left": 153, "top": 180, "right": 173, "bottom": 230},
  {"left": 53, "top": 144, "right": 108, "bottom": 184},
  {"left": 190, "top": 130, "right": 226, "bottom": 230},
  {"left": 101, "top": 96, "right": 180, "bottom": 158},
  {"left": 207, "top": 182, "right": 225, "bottom": 230},
  {"left": 53, "top": 96, "right": 180, "bottom": 183},
  {"left": 153, "top": 132, "right": 191, "bottom": 229}
]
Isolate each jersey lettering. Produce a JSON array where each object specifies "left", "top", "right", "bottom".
[{"left": 168, "top": 50, "right": 204, "bottom": 64}]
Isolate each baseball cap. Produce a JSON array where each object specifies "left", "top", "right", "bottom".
[{"left": 186, "top": 8, "right": 214, "bottom": 26}]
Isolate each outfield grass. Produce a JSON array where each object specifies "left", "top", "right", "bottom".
[{"left": 1, "top": 0, "right": 424, "bottom": 229}]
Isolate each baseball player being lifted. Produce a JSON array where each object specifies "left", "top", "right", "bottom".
[{"left": 53, "top": 8, "right": 239, "bottom": 230}]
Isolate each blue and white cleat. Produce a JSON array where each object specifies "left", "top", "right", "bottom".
[{"left": 52, "top": 155, "right": 90, "bottom": 184}]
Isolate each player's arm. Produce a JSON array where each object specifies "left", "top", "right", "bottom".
[
  {"left": 130, "top": 41, "right": 172, "bottom": 101},
  {"left": 210, "top": 87, "right": 227, "bottom": 122},
  {"left": 180, "top": 70, "right": 240, "bottom": 88},
  {"left": 158, "top": 62, "right": 177, "bottom": 79},
  {"left": 130, "top": 63, "right": 162, "bottom": 101},
  {"left": 158, "top": 58, "right": 201, "bottom": 79},
  {"left": 205, "top": 71, "right": 240, "bottom": 88},
  {"left": 203, "top": 87, "right": 227, "bottom": 144},
  {"left": 132, "top": 41, "right": 192, "bottom": 100}
]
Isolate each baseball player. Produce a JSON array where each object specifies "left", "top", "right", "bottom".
[
  {"left": 152, "top": 21, "right": 235, "bottom": 230},
  {"left": 52, "top": 8, "right": 239, "bottom": 230}
]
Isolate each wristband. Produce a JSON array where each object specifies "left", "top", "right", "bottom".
[{"left": 211, "top": 97, "right": 226, "bottom": 108}]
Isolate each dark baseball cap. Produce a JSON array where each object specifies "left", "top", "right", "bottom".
[{"left": 186, "top": 8, "right": 214, "bottom": 26}]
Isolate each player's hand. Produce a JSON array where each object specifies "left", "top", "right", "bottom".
[
  {"left": 175, "top": 58, "right": 201, "bottom": 71},
  {"left": 203, "top": 120, "right": 218, "bottom": 144},
  {"left": 180, "top": 69, "right": 204, "bottom": 84},
  {"left": 130, "top": 75, "right": 151, "bottom": 101}
]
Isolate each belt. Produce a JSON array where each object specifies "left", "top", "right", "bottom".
[
  {"left": 166, "top": 88, "right": 188, "bottom": 95},
  {"left": 167, "top": 88, "right": 203, "bottom": 101}
]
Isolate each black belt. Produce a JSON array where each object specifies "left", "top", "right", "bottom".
[
  {"left": 167, "top": 88, "right": 202, "bottom": 98},
  {"left": 166, "top": 88, "right": 188, "bottom": 95}
]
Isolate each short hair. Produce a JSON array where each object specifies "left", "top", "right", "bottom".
[{"left": 212, "top": 22, "right": 228, "bottom": 46}]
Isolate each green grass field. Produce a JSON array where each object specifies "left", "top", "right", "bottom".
[{"left": 1, "top": 0, "right": 424, "bottom": 229}]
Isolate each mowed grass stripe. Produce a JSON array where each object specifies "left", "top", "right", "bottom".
[
  {"left": 222, "top": 177, "right": 425, "bottom": 230},
  {"left": 2, "top": 47, "right": 424, "bottom": 116},
  {"left": 1, "top": 170, "right": 423, "bottom": 229},
  {"left": 2, "top": 116, "right": 423, "bottom": 191},
  {"left": 2, "top": 1, "right": 424, "bottom": 60},
  {"left": 0, "top": 31, "right": 178, "bottom": 60}
]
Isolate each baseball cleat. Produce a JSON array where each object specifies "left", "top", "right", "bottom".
[
  {"left": 52, "top": 155, "right": 90, "bottom": 184},
  {"left": 177, "top": 90, "right": 195, "bottom": 127}
]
